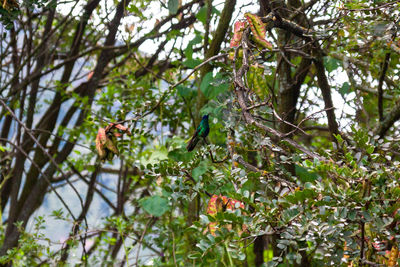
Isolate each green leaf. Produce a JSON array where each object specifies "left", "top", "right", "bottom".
[
  {"left": 168, "top": 148, "right": 193, "bottom": 163},
  {"left": 145, "top": 146, "right": 168, "bottom": 164},
  {"left": 348, "top": 210, "right": 357, "bottom": 221},
  {"left": 196, "top": 6, "right": 207, "bottom": 24},
  {"left": 183, "top": 58, "right": 201, "bottom": 69},
  {"left": 324, "top": 56, "right": 341, "bottom": 72},
  {"left": 200, "top": 72, "right": 230, "bottom": 99},
  {"left": 192, "top": 160, "right": 209, "bottom": 181},
  {"left": 184, "top": 34, "right": 203, "bottom": 59},
  {"left": 167, "top": 0, "right": 179, "bottom": 14},
  {"left": 190, "top": 34, "right": 203, "bottom": 46},
  {"left": 366, "top": 145, "right": 374, "bottom": 154},
  {"left": 184, "top": 45, "right": 193, "bottom": 59},
  {"left": 241, "top": 179, "right": 256, "bottom": 193},
  {"left": 200, "top": 72, "right": 213, "bottom": 98},
  {"left": 177, "top": 85, "right": 196, "bottom": 98},
  {"left": 126, "top": 4, "right": 146, "bottom": 19},
  {"left": 209, "top": 81, "right": 229, "bottom": 100},
  {"left": 188, "top": 252, "right": 201, "bottom": 259},
  {"left": 339, "top": 82, "right": 350, "bottom": 96},
  {"left": 334, "top": 134, "right": 344, "bottom": 143},
  {"left": 295, "top": 165, "right": 318, "bottom": 182},
  {"left": 139, "top": 195, "right": 169, "bottom": 217}
]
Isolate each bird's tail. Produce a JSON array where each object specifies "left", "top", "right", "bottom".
[{"left": 187, "top": 136, "right": 199, "bottom": 151}]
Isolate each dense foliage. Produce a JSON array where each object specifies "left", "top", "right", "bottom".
[{"left": 1, "top": 0, "right": 400, "bottom": 266}]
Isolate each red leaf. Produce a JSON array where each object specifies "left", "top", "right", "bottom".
[
  {"left": 230, "top": 20, "right": 246, "bottom": 48},
  {"left": 245, "top": 13, "right": 272, "bottom": 50},
  {"left": 97, "top": 128, "right": 107, "bottom": 145},
  {"left": 105, "top": 123, "right": 115, "bottom": 132},
  {"left": 206, "top": 195, "right": 245, "bottom": 236},
  {"left": 105, "top": 123, "right": 132, "bottom": 136},
  {"left": 114, "top": 123, "right": 132, "bottom": 136},
  {"left": 245, "top": 13, "right": 266, "bottom": 38}
]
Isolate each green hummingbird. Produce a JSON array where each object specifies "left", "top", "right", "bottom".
[{"left": 187, "top": 114, "right": 210, "bottom": 151}]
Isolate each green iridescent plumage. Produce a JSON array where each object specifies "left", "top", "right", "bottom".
[{"left": 187, "top": 115, "right": 210, "bottom": 151}]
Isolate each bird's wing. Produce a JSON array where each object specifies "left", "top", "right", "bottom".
[{"left": 186, "top": 128, "right": 200, "bottom": 151}]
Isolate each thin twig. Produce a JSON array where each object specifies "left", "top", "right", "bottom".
[
  {"left": 208, "top": 149, "right": 229, "bottom": 163},
  {"left": 271, "top": 108, "right": 309, "bottom": 136},
  {"left": 135, "top": 217, "right": 153, "bottom": 266},
  {"left": 246, "top": 100, "right": 270, "bottom": 111},
  {"left": 172, "top": 231, "right": 178, "bottom": 267},
  {"left": 114, "top": 53, "right": 228, "bottom": 125},
  {"left": 284, "top": 107, "right": 335, "bottom": 137},
  {"left": 342, "top": 0, "right": 400, "bottom": 11},
  {"left": 0, "top": 137, "right": 76, "bottom": 220},
  {"left": 359, "top": 221, "right": 365, "bottom": 266},
  {"left": 232, "top": 26, "right": 324, "bottom": 161},
  {"left": 0, "top": 99, "right": 78, "bottom": 221}
]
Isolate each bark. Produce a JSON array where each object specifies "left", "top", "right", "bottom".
[
  {"left": 2, "top": 7, "right": 57, "bottom": 255},
  {"left": 374, "top": 99, "right": 400, "bottom": 138},
  {"left": 275, "top": 0, "right": 311, "bottom": 177},
  {"left": 278, "top": 57, "right": 312, "bottom": 135},
  {"left": 314, "top": 56, "right": 339, "bottom": 137},
  {"left": 254, "top": 230, "right": 265, "bottom": 266},
  {"left": 377, "top": 52, "right": 391, "bottom": 121}
]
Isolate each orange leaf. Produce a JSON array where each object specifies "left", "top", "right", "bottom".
[
  {"left": 206, "top": 194, "right": 219, "bottom": 215},
  {"left": 87, "top": 71, "right": 94, "bottom": 81},
  {"left": 388, "top": 245, "right": 398, "bottom": 267},
  {"left": 95, "top": 135, "right": 106, "bottom": 160}
]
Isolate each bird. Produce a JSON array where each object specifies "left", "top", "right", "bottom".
[{"left": 187, "top": 114, "right": 209, "bottom": 151}]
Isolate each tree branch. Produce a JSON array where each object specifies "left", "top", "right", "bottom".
[{"left": 378, "top": 52, "right": 391, "bottom": 121}]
